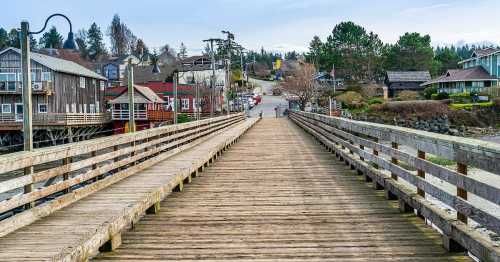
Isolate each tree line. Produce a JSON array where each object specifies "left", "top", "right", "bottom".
[
  {"left": 305, "top": 21, "right": 498, "bottom": 80},
  {"left": 0, "top": 14, "right": 187, "bottom": 62}
]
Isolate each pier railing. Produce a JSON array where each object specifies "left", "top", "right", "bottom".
[
  {"left": 0, "top": 113, "right": 245, "bottom": 236},
  {"left": 290, "top": 110, "right": 500, "bottom": 262}
]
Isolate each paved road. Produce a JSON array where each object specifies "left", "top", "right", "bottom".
[{"left": 248, "top": 78, "right": 287, "bottom": 118}]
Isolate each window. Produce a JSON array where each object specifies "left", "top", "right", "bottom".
[
  {"left": 38, "top": 103, "right": 48, "bottom": 113},
  {"left": 100, "top": 81, "right": 105, "bottom": 91},
  {"left": 72, "top": 103, "right": 77, "bottom": 113},
  {"left": 83, "top": 104, "right": 87, "bottom": 114},
  {"left": 1, "top": 104, "right": 11, "bottom": 114},
  {"left": 41, "top": 72, "right": 52, "bottom": 82},
  {"left": 0, "top": 73, "right": 17, "bottom": 91},
  {"left": 181, "top": 98, "right": 190, "bottom": 110},
  {"left": 96, "top": 101, "right": 100, "bottom": 113},
  {"left": 66, "top": 104, "right": 70, "bottom": 113},
  {"left": 80, "top": 77, "right": 86, "bottom": 88},
  {"left": 89, "top": 104, "right": 95, "bottom": 113}
]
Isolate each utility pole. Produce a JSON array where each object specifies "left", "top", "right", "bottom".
[
  {"left": 20, "top": 21, "right": 33, "bottom": 152},
  {"left": 127, "top": 58, "right": 135, "bottom": 132},
  {"left": 203, "top": 38, "right": 222, "bottom": 118},
  {"left": 221, "top": 31, "right": 235, "bottom": 115},
  {"left": 173, "top": 71, "right": 178, "bottom": 124}
]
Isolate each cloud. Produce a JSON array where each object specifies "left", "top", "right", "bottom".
[{"left": 399, "top": 3, "right": 452, "bottom": 16}]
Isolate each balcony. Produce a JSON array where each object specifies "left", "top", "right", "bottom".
[
  {"left": 0, "top": 113, "right": 111, "bottom": 128},
  {"left": 111, "top": 110, "right": 173, "bottom": 122}
]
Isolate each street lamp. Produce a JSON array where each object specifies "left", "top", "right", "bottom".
[
  {"left": 19, "top": 13, "right": 77, "bottom": 208},
  {"left": 20, "top": 14, "right": 77, "bottom": 153}
]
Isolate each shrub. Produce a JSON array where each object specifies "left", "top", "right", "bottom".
[
  {"left": 449, "top": 92, "right": 471, "bottom": 103},
  {"left": 360, "top": 85, "right": 379, "bottom": 99},
  {"left": 432, "top": 92, "right": 449, "bottom": 100},
  {"left": 377, "top": 100, "right": 449, "bottom": 117},
  {"left": 336, "top": 91, "right": 363, "bottom": 109},
  {"left": 177, "top": 113, "right": 190, "bottom": 123},
  {"left": 449, "top": 102, "right": 494, "bottom": 110},
  {"left": 423, "top": 86, "right": 438, "bottom": 99},
  {"left": 367, "top": 98, "right": 384, "bottom": 105},
  {"left": 397, "top": 90, "right": 420, "bottom": 101},
  {"left": 494, "top": 98, "right": 500, "bottom": 107}
]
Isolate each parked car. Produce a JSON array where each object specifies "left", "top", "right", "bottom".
[{"left": 272, "top": 88, "right": 282, "bottom": 96}]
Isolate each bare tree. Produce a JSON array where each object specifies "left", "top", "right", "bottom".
[{"left": 279, "top": 62, "right": 318, "bottom": 110}]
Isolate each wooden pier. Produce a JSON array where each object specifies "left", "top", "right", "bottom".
[
  {"left": 0, "top": 112, "right": 498, "bottom": 261},
  {"left": 93, "top": 118, "right": 470, "bottom": 261}
]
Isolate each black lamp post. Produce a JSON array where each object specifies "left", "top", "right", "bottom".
[
  {"left": 20, "top": 13, "right": 77, "bottom": 208},
  {"left": 20, "top": 14, "right": 77, "bottom": 153}
]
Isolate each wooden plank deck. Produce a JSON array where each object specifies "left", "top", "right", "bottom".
[
  {"left": 93, "top": 118, "right": 471, "bottom": 261},
  {"left": 0, "top": 118, "right": 257, "bottom": 261}
]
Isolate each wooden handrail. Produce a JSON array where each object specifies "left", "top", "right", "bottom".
[
  {"left": 0, "top": 113, "right": 245, "bottom": 233},
  {"left": 289, "top": 110, "right": 500, "bottom": 261}
]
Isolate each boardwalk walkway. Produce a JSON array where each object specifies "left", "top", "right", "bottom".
[{"left": 94, "top": 119, "right": 470, "bottom": 261}]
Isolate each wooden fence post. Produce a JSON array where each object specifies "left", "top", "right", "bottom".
[
  {"left": 372, "top": 137, "right": 379, "bottom": 169},
  {"left": 391, "top": 142, "right": 398, "bottom": 180},
  {"left": 417, "top": 150, "right": 426, "bottom": 197},
  {"left": 23, "top": 166, "right": 34, "bottom": 209},
  {"left": 457, "top": 163, "right": 468, "bottom": 224}
]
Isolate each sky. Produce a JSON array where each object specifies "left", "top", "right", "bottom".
[{"left": 2, "top": 0, "right": 500, "bottom": 55}]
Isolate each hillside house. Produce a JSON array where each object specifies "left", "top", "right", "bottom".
[
  {"left": 422, "top": 48, "right": 500, "bottom": 94},
  {"left": 385, "top": 71, "right": 431, "bottom": 97},
  {"left": 0, "top": 47, "right": 110, "bottom": 149}
]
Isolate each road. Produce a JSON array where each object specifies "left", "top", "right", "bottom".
[{"left": 248, "top": 78, "right": 287, "bottom": 118}]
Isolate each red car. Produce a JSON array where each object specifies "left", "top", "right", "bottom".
[{"left": 253, "top": 94, "right": 262, "bottom": 105}]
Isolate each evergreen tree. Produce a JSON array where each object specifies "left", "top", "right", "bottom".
[
  {"left": 383, "top": 32, "right": 438, "bottom": 75},
  {"left": 132, "top": 38, "right": 148, "bottom": 57},
  {"left": 39, "top": 26, "right": 63, "bottom": 49},
  {"left": 8, "top": 29, "right": 20, "bottom": 48},
  {"left": 435, "top": 47, "right": 461, "bottom": 74},
  {"left": 178, "top": 42, "right": 187, "bottom": 59},
  {"left": 87, "top": 23, "right": 107, "bottom": 60},
  {"left": 0, "top": 28, "right": 8, "bottom": 50},
  {"left": 75, "top": 29, "right": 89, "bottom": 58}
]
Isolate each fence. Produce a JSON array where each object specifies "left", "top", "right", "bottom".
[
  {"left": 289, "top": 110, "right": 500, "bottom": 262},
  {"left": 0, "top": 113, "right": 245, "bottom": 237}
]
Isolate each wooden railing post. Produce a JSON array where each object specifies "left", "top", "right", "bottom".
[
  {"left": 23, "top": 166, "right": 35, "bottom": 209},
  {"left": 63, "top": 156, "right": 72, "bottom": 193},
  {"left": 457, "top": 163, "right": 468, "bottom": 224},
  {"left": 391, "top": 142, "right": 398, "bottom": 180},
  {"left": 372, "top": 137, "right": 379, "bottom": 169},
  {"left": 417, "top": 150, "right": 426, "bottom": 198}
]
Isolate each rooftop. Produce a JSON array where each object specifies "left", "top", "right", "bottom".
[
  {"left": 0, "top": 47, "right": 106, "bottom": 80},
  {"left": 386, "top": 71, "right": 431, "bottom": 83},
  {"left": 421, "top": 66, "right": 497, "bottom": 86}
]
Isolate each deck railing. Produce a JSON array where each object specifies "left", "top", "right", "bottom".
[
  {"left": 0, "top": 113, "right": 245, "bottom": 236},
  {"left": 289, "top": 110, "right": 500, "bottom": 262},
  {"left": 0, "top": 113, "right": 111, "bottom": 126},
  {"left": 111, "top": 109, "right": 148, "bottom": 120}
]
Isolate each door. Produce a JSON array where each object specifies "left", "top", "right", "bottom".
[{"left": 15, "top": 103, "right": 23, "bottom": 122}]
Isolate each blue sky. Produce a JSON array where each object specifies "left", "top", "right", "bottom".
[{"left": 2, "top": 0, "right": 499, "bottom": 54}]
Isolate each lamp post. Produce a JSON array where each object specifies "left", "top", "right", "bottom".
[
  {"left": 20, "top": 14, "right": 77, "bottom": 209},
  {"left": 20, "top": 14, "right": 77, "bottom": 152}
]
